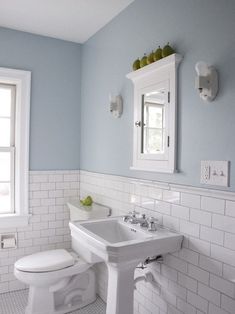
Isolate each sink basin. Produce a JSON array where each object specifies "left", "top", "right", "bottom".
[
  {"left": 69, "top": 217, "right": 183, "bottom": 264},
  {"left": 69, "top": 217, "right": 183, "bottom": 314},
  {"left": 83, "top": 218, "right": 151, "bottom": 242}
]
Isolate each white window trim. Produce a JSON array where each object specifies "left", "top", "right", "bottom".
[{"left": 0, "top": 67, "right": 31, "bottom": 228}]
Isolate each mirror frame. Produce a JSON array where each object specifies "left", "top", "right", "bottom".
[{"left": 127, "top": 53, "right": 182, "bottom": 173}]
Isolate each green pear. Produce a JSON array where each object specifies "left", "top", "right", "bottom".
[
  {"left": 162, "top": 43, "right": 175, "bottom": 58},
  {"left": 140, "top": 54, "right": 148, "bottom": 68},
  {"left": 147, "top": 51, "right": 155, "bottom": 65},
  {"left": 132, "top": 58, "right": 140, "bottom": 71},
  {"left": 80, "top": 195, "right": 93, "bottom": 206},
  {"left": 154, "top": 46, "right": 163, "bottom": 61},
  {"left": 84, "top": 196, "right": 93, "bottom": 206},
  {"left": 80, "top": 199, "right": 85, "bottom": 205}
]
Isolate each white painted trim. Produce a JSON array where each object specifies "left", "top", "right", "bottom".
[
  {"left": 130, "top": 166, "right": 175, "bottom": 174},
  {"left": 0, "top": 214, "right": 30, "bottom": 229},
  {"left": 126, "top": 54, "right": 183, "bottom": 82},
  {"left": 0, "top": 67, "right": 31, "bottom": 224},
  {"left": 29, "top": 170, "right": 80, "bottom": 175},
  {"left": 80, "top": 170, "right": 235, "bottom": 201},
  {"left": 129, "top": 177, "right": 170, "bottom": 189},
  {"left": 169, "top": 183, "right": 235, "bottom": 201}
]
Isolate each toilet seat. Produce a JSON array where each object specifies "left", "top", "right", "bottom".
[
  {"left": 14, "top": 251, "right": 91, "bottom": 287},
  {"left": 15, "top": 249, "right": 75, "bottom": 273}
]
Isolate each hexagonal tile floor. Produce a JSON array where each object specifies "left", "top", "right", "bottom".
[{"left": 0, "top": 290, "right": 106, "bottom": 314}]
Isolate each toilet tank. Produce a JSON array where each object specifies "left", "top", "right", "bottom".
[
  {"left": 67, "top": 199, "right": 111, "bottom": 221},
  {"left": 67, "top": 199, "right": 111, "bottom": 263}
]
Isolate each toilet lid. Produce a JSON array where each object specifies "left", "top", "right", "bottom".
[{"left": 15, "top": 249, "right": 75, "bottom": 272}]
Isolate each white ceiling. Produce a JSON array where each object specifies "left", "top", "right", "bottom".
[{"left": 0, "top": 0, "right": 134, "bottom": 43}]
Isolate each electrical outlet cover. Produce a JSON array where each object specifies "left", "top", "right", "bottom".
[{"left": 201, "top": 160, "right": 229, "bottom": 187}]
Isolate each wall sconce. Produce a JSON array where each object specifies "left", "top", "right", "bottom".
[
  {"left": 109, "top": 94, "right": 123, "bottom": 118},
  {"left": 195, "top": 61, "right": 218, "bottom": 102}
]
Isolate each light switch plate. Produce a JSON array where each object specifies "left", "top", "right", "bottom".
[{"left": 201, "top": 160, "right": 230, "bottom": 187}]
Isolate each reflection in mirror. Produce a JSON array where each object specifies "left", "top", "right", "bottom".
[{"left": 141, "top": 89, "right": 165, "bottom": 154}]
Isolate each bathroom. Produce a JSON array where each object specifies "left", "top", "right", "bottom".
[{"left": 0, "top": 0, "right": 235, "bottom": 313}]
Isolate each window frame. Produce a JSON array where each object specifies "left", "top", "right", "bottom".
[
  {"left": 0, "top": 67, "right": 31, "bottom": 228},
  {"left": 0, "top": 83, "right": 16, "bottom": 214}
]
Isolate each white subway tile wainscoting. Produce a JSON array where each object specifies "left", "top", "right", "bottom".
[
  {"left": 0, "top": 170, "right": 79, "bottom": 294},
  {"left": 79, "top": 170, "right": 235, "bottom": 314},
  {"left": 1, "top": 169, "right": 235, "bottom": 314}
]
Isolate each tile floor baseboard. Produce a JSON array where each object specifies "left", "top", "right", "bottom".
[{"left": 0, "top": 289, "right": 106, "bottom": 314}]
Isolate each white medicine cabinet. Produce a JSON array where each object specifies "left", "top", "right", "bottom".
[{"left": 127, "top": 54, "right": 182, "bottom": 173}]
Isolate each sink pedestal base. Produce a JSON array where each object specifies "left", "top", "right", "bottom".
[{"left": 106, "top": 261, "right": 138, "bottom": 314}]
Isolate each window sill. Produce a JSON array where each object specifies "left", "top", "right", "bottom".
[{"left": 0, "top": 214, "right": 30, "bottom": 229}]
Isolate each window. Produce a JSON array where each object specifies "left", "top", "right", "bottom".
[
  {"left": 0, "top": 67, "right": 31, "bottom": 228},
  {"left": 0, "top": 84, "right": 16, "bottom": 214}
]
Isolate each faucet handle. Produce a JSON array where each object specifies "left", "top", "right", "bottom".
[
  {"left": 128, "top": 210, "right": 140, "bottom": 218},
  {"left": 147, "top": 217, "right": 158, "bottom": 232},
  {"left": 123, "top": 215, "right": 130, "bottom": 222}
]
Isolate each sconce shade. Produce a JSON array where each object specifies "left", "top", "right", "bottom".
[{"left": 195, "top": 61, "right": 218, "bottom": 102}]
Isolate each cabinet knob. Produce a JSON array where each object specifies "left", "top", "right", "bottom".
[{"left": 135, "top": 121, "right": 141, "bottom": 127}]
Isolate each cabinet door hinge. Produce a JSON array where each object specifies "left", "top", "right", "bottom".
[
  {"left": 167, "top": 136, "right": 170, "bottom": 147},
  {"left": 168, "top": 92, "right": 170, "bottom": 103}
]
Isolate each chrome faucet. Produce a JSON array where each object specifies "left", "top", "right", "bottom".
[
  {"left": 146, "top": 217, "right": 158, "bottom": 232},
  {"left": 123, "top": 211, "right": 158, "bottom": 231},
  {"left": 132, "top": 214, "right": 148, "bottom": 226},
  {"left": 122, "top": 210, "right": 140, "bottom": 223}
]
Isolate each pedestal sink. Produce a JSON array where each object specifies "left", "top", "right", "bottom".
[{"left": 69, "top": 218, "right": 183, "bottom": 314}]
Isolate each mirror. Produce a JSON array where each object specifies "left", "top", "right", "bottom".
[
  {"left": 127, "top": 54, "right": 182, "bottom": 173},
  {"left": 141, "top": 89, "right": 166, "bottom": 155}
]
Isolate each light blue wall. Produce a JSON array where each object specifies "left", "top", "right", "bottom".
[
  {"left": 1, "top": 1, "right": 235, "bottom": 188},
  {"left": 80, "top": 0, "right": 235, "bottom": 190},
  {"left": 0, "top": 27, "right": 81, "bottom": 170}
]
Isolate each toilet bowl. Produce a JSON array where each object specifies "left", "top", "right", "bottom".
[
  {"left": 14, "top": 200, "right": 110, "bottom": 314},
  {"left": 14, "top": 249, "right": 96, "bottom": 314}
]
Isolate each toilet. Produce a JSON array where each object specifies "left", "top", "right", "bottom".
[{"left": 14, "top": 201, "right": 110, "bottom": 314}]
